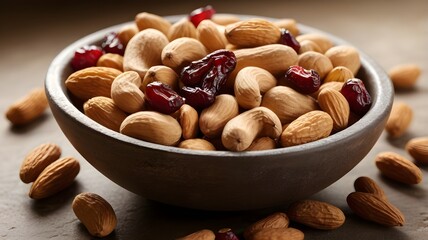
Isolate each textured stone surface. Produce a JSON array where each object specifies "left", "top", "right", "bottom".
[{"left": 1, "top": 0, "right": 427, "bottom": 239}]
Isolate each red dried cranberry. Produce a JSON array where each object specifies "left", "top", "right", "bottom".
[
  {"left": 181, "top": 50, "right": 236, "bottom": 93},
  {"left": 145, "top": 82, "right": 185, "bottom": 114},
  {"left": 279, "top": 28, "right": 301, "bottom": 53},
  {"left": 101, "top": 32, "right": 125, "bottom": 55},
  {"left": 181, "top": 86, "right": 215, "bottom": 110},
  {"left": 189, "top": 5, "right": 216, "bottom": 27},
  {"left": 341, "top": 78, "right": 372, "bottom": 116},
  {"left": 285, "top": 65, "right": 321, "bottom": 94},
  {"left": 70, "top": 45, "right": 103, "bottom": 71},
  {"left": 215, "top": 228, "right": 240, "bottom": 240}
]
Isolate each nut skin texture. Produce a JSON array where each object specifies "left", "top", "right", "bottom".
[
  {"left": 375, "top": 152, "right": 422, "bottom": 184},
  {"left": 123, "top": 29, "right": 169, "bottom": 79},
  {"left": 225, "top": 18, "right": 281, "bottom": 48},
  {"left": 347, "top": 192, "right": 405, "bottom": 227},
  {"left": 250, "top": 227, "right": 304, "bottom": 240},
  {"left": 135, "top": 12, "right": 171, "bottom": 35},
  {"left": 120, "top": 111, "right": 182, "bottom": 146},
  {"left": 246, "top": 137, "right": 277, "bottom": 151},
  {"left": 96, "top": 53, "right": 123, "bottom": 71},
  {"left": 141, "top": 65, "right": 178, "bottom": 92},
  {"left": 178, "top": 139, "right": 216, "bottom": 151},
  {"left": 199, "top": 94, "right": 239, "bottom": 138},
  {"left": 385, "top": 102, "right": 413, "bottom": 138},
  {"left": 317, "top": 88, "right": 350, "bottom": 132},
  {"left": 161, "top": 37, "right": 208, "bottom": 70},
  {"left": 176, "top": 229, "right": 215, "bottom": 240},
  {"left": 406, "top": 137, "right": 428, "bottom": 165},
  {"left": 388, "top": 64, "right": 421, "bottom": 90},
  {"left": 324, "top": 45, "right": 361, "bottom": 75},
  {"left": 244, "top": 212, "right": 289, "bottom": 240},
  {"left": 354, "top": 176, "right": 387, "bottom": 199},
  {"left": 234, "top": 67, "right": 262, "bottom": 109},
  {"left": 178, "top": 104, "right": 199, "bottom": 140},
  {"left": 83, "top": 96, "right": 128, "bottom": 132},
  {"left": 262, "top": 86, "right": 318, "bottom": 124},
  {"left": 65, "top": 67, "right": 122, "bottom": 101},
  {"left": 20, "top": 143, "right": 61, "bottom": 183},
  {"left": 111, "top": 71, "right": 145, "bottom": 114},
  {"left": 221, "top": 107, "right": 282, "bottom": 151},
  {"left": 281, "top": 110, "right": 333, "bottom": 147},
  {"left": 72, "top": 192, "right": 117, "bottom": 238},
  {"left": 287, "top": 200, "right": 346, "bottom": 230},
  {"left": 168, "top": 18, "right": 197, "bottom": 41},
  {"left": 5, "top": 88, "right": 48, "bottom": 126},
  {"left": 296, "top": 33, "right": 334, "bottom": 53},
  {"left": 298, "top": 51, "right": 333, "bottom": 79},
  {"left": 29, "top": 157, "right": 80, "bottom": 199},
  {"left": 197, "top": 19, "right": 227, "bottom": 52},
  {"left": 324, "top": 66, "right": 354, "bottom": 83}
]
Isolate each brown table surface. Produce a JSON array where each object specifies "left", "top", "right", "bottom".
[{"left": 1, "top": 0, "right": 427, "bottom": 239}]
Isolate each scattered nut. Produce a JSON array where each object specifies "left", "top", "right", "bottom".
[
  {"left": 388, "top": 64, "right": 421, "bottom": 90},
  {"left": 19, "top": 143, "right": 61, "bottom": 183},
  {"left": 354, "top": 176, "right": 387, "bottom": 199},
  {"left": 5, "top": 88, "right": 48, "bottom": 125},
  {"left": 375, "top": 152, "right": 422, "bottom": 184},
  {"left": 385, "top": 102, "right": 413, "bottom": 138},
  {"left": 244, "top": 212, "right": 289, "bottom": 240},
  {"left": 406, "top": 137, "right": 428, "bottom": 165},
  {"left": 176, "top": 229, "right": 215, "bottom": 240}
]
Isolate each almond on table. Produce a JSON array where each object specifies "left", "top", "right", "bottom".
[{"left": 5, "top": 88, "right": 48, "bottom": 126}]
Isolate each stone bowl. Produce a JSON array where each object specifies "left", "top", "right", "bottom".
[{"left": 45, "top": 14, "right": 393, "bottom": 211}]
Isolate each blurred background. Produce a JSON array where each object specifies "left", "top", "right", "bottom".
[{"left": 1, "top": 0, "right": 427, "bottom": 239}]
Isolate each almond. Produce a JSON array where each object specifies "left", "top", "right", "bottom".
[
  {"left": 83, "top": 96, "right": 128, "bottom": 132},
  {"left": 317, "top": 88, "right": 350, "bottom": 131},
  {"left": 211, "top": 14, "right": 241, "bottom": 26},
  {"left": 385, "top": 102, "right": 413, "bottom": 138},
  {"left": 281, "top": 110, "right": 333, "bottom": 147},
  {"left": 117, "top": 24, "right": 138, "bottom": 46},
  {"left": 225, "top": 18, "right": 281, "bottom": 48},
  {"left": 120, "top": 111, "right": 182, "bottom": 146},
  {"left": 324, "top": 45, "right": 361, "bottom": 75},
  {"left": 251, "top": 227, "right": 304, "bottom": 240},
  {"left": 135, "top": 12, "right": 171, "bottom": 35},
  {"left": 274, "top": 18, "right": 299, "bottom": 37},
  {"left": 5, "top": 88, "right": 48, "bottom": 125},
  {"left": 161, "top": 37, "right": 207, "bottom": 70},
  {"left": 234, "top": 67, "right": 262, "bottom": 109},
  {"left": 29, "top": 157, "right": 80, "bottom": 199},
  {"left": 298, "top": 51, "right": 333, "bottom": 79},
  {"left": 246, "top": 137, "right": 277, "bottom": 151},
  {"left": 312, "top": 81, "right": 344, "bottom": 99},
  {"left": 199, "top": 94, "right": 239, "bottom": 138},
  {"left": 178, "top": 139, "right": 216, "bottom": 151},
  {"left": 354, "top": 176, "right": 387, "bottom": 199},
  {"left": 96, "top": 53, "right": 123, "bottom": 71},
  {"left": 197, "top": 20, "right": 227, "bottom": 52},
  {"left": 261, "top": 86, "right": 318, "bottom": 124},
  {"left": 388, "top": 64, "right": 421, "bottom": 90},
  {"left": 178, "top": 104, "right": 199, "bottom": 140},
  {"left": 141, "top": 65, "right": 178, "bottom": 92},
  {"left": 111, "top": 71, "right": 145, "bottom": 114},
  {"left": 287, "top": 200, "right": 345, "bottom": 230},
  {"left": 406, "top": 137, "right": 428, "bottom": 165},
  {"left": 298, "top": 39, "right": 322, "bottom": 54},
  {"left": 347, "top": 192, "right": 405, "bottom": 226},
  {"left": 72, "top": 192, "right": 117, "bottom": 237},
  {"left": 244, "top": 212, "right": 289, "bottom": 240},
  {"left": 168, "top": 18, "right": 197, "bottom": 41},
  {"left": 375, "top": 152, "right": 422, "bottom": 184},
  {"left": 20, "top": 143, "right": 61, "bottom": 183},
  {"left": 324, "top": 66, "right": 354, "bottom": 83},
  {"left": 176, "top": 229, "right": 215, "bottom": 240},
  {"left": 65, "top": 67, "right": 122, "bottom": 101},
  {"left": 296, "top": 33, "right": 334, "bottom": 53}
]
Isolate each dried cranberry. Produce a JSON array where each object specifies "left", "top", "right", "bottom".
[
  {"left": 145, "top": 82, "right": 185, "bottom": 114},
  {"left": 181, "top": 86, "right": 215, "bottom": 110},
  {"left": 70, "top": 45, "right": 103, "bottom": 71},
  {"left": 341, "top": 78, "right": 372, "bottom": 116},
  {"left": 180, "top": 58, "right": 214, "bottom": 87},
  {"left": 101, "top": 32, "right": 125, "bottom": 55},
  {"left": 279, "top": 28, "right": 301, "bottom": 53},
  {"left": 285, "top": 65, "right": 321, "bottom": 94},
  {"left": 215, "top": 228, "right": 240, "bottom": 240},
  {"left": 189, "top": 5, "right": 216, "bottom": 27}
]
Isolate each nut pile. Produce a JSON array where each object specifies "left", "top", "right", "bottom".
[{"left": 64, "top": 5, "right": 374, "bottom": 152}]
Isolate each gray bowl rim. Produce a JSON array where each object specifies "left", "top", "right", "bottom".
[{"left": 45, "top": 14, "right": 393, "bottom": 159}]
